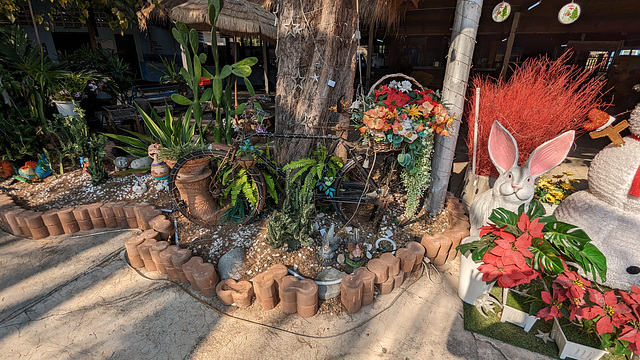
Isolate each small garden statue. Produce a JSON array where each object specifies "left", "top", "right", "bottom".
[
  {"left": 35, "top": 154, "right": 53, "bottom": 179},
  {"left": 114, "top": 157, "right": 129, "bottom": 172},
  {"left": 318, "top": 224, "right": 340, "bottom": 265},
  {"left": 148, "top": 143, "right": 169, "bottom": 181}
]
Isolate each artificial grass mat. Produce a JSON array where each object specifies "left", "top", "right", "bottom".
[{"left": 462, "top": 287, "right": 626, "bottom": 360}]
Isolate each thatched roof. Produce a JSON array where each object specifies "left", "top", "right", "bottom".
[
  {"left": 138, "top": 0, "right": 276, "bottom": 41},
  {"left": 137, "top": 0, "right": 187, "bottom": 32}
]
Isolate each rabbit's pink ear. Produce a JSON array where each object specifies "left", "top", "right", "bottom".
[
  {"left": 526, "top": 130, "right": 575, "bottom": 177},
  {"left": 488, "top": 121, "right": 518, "bottom": 174}
]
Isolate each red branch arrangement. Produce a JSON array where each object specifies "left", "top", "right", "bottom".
[{"left": 466, "top": 52, "right": 607, "bottom": 177}]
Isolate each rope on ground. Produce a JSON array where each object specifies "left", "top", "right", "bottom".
[{"left": 122, "top": 249, "right": 434, "bottom": 340}]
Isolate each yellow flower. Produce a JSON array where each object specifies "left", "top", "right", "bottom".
[
  {"left": 564, "top": 172, "right": 573, "bottom": 176},
  {"left": 545, "top": 194, "right": 556, "bottom": 203},
  {"left": 551, "top": 190, "right": 564, "bottom": 198},
  {"left": 568, "top": 178, "right": 578, "bottom": 183},
  {"left": 405, "top": 104, "right": 421, "bottom": 118},
  {"left": 560, "top": 182, "right": 575, "bottom": 191}
]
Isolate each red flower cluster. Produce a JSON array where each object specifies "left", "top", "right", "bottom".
[
  {"left": 477, "top": 214, "right": 544, "bottom": 288},
  {"left": 536, "top": 273, "right": 640, "bottom": 355}
]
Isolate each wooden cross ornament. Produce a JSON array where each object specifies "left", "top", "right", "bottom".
[{"left": 589, "top": 120, "right": 629, "bottom": 146}]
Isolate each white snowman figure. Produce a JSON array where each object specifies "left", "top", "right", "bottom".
[{"left": 555, "top": 85, "right": 640, "bottom": 290}]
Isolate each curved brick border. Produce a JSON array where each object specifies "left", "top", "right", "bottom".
[
  {"left": 421, "top": 193, "right": 470, "bottom": 266},
  {"left": 0, "top": 193, "right": 173, "bottom": 241},
  {"left": 0, "top": 192, "right": 471, "bottom": 318}
]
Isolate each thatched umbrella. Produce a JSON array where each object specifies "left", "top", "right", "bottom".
[{"left": 170, "top": 0, "right": 276, "bottom": 41}]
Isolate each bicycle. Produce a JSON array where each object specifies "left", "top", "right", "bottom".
[{"left": 167, "top": 130, "right": 404, "bottom": 230}]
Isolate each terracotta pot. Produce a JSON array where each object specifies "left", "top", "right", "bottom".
[{"left": 172, "top": 157, "right": 210, "bottom": 179}]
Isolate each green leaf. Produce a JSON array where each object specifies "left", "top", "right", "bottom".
[
  {"left": 231, "top": 65, "right": 251, "bottom": 78},
  {"left": 488, "top": 207, "right": 520, "bottom": 233},
  {"left": 201, "top": 88, "right": 213, "bottom": 102},
  {"left": 115, "top": 146, "right": 148, "bottom": 158},
  {"left": 213, "top": 77, "right": 223, "bottom": 102},
  {"left": 244, "top": 77, "right": 255, "bottom": 96},
  {"left": 102, "top": 133, "right": 147, "bottom": 149},
  {"left": 189, "top": 29, "right": 199, "bottom": 54},
  {"left": 264, "top": 173, "right": 278, "bottom": 204},
  {"left": 193, "top": 54, "right": 202, "bottom": 81},
  {"left": 198, "top": 53, "right": 207, "bottom": 64},
  {"left": 523, "top": 199, "right": 546, "bottom": 219},
  {"left": 233, "top": 103, "right": 246, "bottom": 115},
  {"left": 171, "top": 93, "right": 192, "bottom": 106},
  {"left": 201, "top": 67, "right": 214, "bottom": 79},
  {"left": 221, "top": 65, "right": 232, "bottom": 78},
  {"left": 529, "top": 239, "right": 564, "bottom": 274},
  {"left": 233, "top": 57, "right": 258, "bottom": 67}
]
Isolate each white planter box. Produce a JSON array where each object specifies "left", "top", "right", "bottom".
[
  {"left": 550, "top": 318, "right": 608, "bottom": 360},
  {"left": 53, "top": 101, "right": 78, "bottom": 117},
  {"left": 500, "top": 304, "right": 538, "bottom": 332},
  {"left": 500, "top": 288, "right": 537, "bottom": 332},
  {"left": 458, "top": 241, "right": 494, "bottom": 304}
]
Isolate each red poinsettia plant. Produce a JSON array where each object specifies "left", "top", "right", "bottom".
[
  {"left": 457, "top": 200, "right": 607, "bottom": 289},
  {"left": 537, "top": 271, "right": 640, "bottom": 356}
]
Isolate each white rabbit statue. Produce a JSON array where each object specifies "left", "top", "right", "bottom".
[{"left": 469, "top": 121, "right": 576, "bottom": 238}]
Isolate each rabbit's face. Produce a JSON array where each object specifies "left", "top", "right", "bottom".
[{"left": 495, "top": 168, "right": 535, "bottom": 204}]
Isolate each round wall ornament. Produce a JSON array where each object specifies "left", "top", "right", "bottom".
[
  {"left": 492, "top": 2, "right": 511, "bottom": 23},
  {"left": 558, "top": 2, "right": 581, "bottom": 24}
]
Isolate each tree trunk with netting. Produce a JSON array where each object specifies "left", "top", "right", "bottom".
[
  {"left": 426, "top": 0, "right": 483, "bottom": 215},
  {"left": 274, "top": 0, "right": 358, "bottom": 165}
]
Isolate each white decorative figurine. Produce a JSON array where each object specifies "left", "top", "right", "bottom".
[{"left": 555, "top": 88, "right": 640, "bottom": 290}]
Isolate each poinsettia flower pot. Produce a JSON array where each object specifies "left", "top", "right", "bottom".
[
  {"left": 458, "top": 237, "right": 494, "bottom": 304},
  {"left": 499, "top": 288, "right": 537, "bottom": 332},
  {"left": 53, "top": 100, "right": 78, "bottom": 117},
  {"left": 550, "top": 318, "right": 608, "bottom": 360}
]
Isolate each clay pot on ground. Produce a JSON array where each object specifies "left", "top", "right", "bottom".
[{"left": 174, "top": 168, "right": 221, "bottom": 222}]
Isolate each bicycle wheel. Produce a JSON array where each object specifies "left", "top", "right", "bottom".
[
  {"left": 331, "top": 155, "right": 395, "bottom": 229},
  {"left": 168, "top": 149, "right": 266, "bottom": 227}
]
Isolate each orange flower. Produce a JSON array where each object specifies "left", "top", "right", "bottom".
[{"left": 416, "top": 123, "right": 426, "bottom": 133}]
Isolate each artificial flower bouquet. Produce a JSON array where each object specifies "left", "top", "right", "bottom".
[{"left": 349, "top": 77, "right": 454, "bottom": 173}]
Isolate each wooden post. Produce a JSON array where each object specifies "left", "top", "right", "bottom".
[
  {"left": 234, "top": 37, "right": 238, "bottom": 107},
  {"left": 262, "top": 40, "right": 270, "bottom": 95},
  {"left": 27, "top": 0, "right": 41, "bottom": 47},
  {"left": 499, "top": 11, "right": 520, "bottom": 81},
  {"left": 426, "top": 0, "right": 483, "bottom": 215}
]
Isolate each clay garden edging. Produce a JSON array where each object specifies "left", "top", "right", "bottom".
[{"left": 0, "top": 191, "right": 472, "bottom": 318}]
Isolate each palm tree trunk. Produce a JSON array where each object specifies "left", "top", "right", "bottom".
[{"left": 426, "top": 0, "right": 483, "bottom": 215}]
